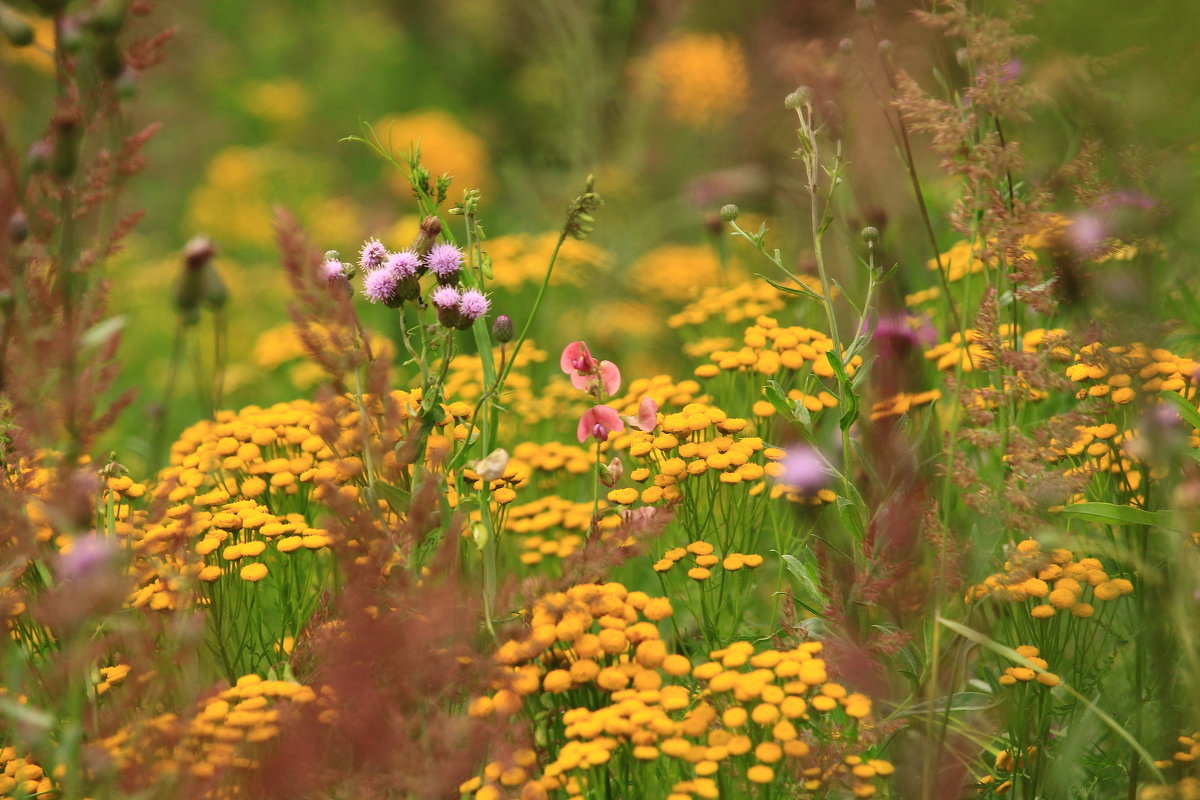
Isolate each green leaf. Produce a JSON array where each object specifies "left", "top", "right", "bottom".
[
  {"left": 1061, "top": 502, "right": 1178, "bottom": 530},
  {"left": 825, "top": 352, "right": 860, "bottom": 431},
  {"left": 894, "top": 691, "right": 997, "bottom": 717},
  {"left": 781, "top": 551, "right": 825, "bottom": 611},
  {"left": 759, "top": 273, "right": 823, "bottom": 302},
  {"left": 763, "top": 381, "right": 795, "bottom": 421}
]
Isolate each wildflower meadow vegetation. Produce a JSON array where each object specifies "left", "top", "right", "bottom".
[{"left": 3, "top": 1, "right": 1200, "bottom": 798}]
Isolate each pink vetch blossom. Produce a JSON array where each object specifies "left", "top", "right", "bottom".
[
  {"left": 624, "top": 396, "right": 659, "bottom": 432},
  {"left": 560, "top": 340, "right": 621, "bottom": 397},
  {"left": 577, "top": 405, "right": 625, "bottom": 443}
]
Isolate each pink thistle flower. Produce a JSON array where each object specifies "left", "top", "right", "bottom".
[
  {"left": 385, "top": 249, "right": 421, "bottom": 279},
  {"left": 459, "top": 289, "right": 490, "bottom": 322},
  {"left": 577, "top": 405, "right": 625, "bottom": 443},
  {"left": 362, "top": 266, "right": 400, "bottom": 305},
  {"left": 426, "top": 242, "right": 464, "bottom": 284},
  {"left": 560, "top": 340, "right": 621, "bottom": 397},
  {"left": 359, "top": 238, "right": 388, "bottom": 271}
]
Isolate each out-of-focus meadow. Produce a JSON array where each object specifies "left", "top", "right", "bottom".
[
  {"left": 4, "top": 1, "right": 1200, "bottom": 799},
  {"left": 7, "top": 0, "right": 1198, "bottom": 471}
]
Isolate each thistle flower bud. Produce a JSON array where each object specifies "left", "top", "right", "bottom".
[
  {"left": 861, "top": 226, "right": 880, "bottom": 244},
  {"left": 0, "top": 6, "right": 34, "bottom": 47},
  {"left": 720, "top": 203, "right": 740, "bottom": 222},
  {"left": 90, "top": 0, "right": 128, "bottom": 35},
  {"left": 115, "top": 66, "right": 138, "bottom": 100},
  {"left": 410, "top": 215, "right": 442, "bottom": 258},
  {"left": 877, "top": 39, "right": 893, "bottom": 56},
  {"left": 784, "top": 87, "right": 813, "bottom": 110},
  {"left": 175, "top": 237, "right": 216, "bottom": 321},
  {"left": 838, "top": 38, "right": 855, "bottom": 55},
  {"left": 50, "top": 107, "right": 81, "bottom": 180},
  {"left": 492, "top": 314, "right": 514, "bottom": 343}
]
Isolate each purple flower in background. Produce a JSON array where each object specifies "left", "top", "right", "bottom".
[
  {"left": 779, "top": 444, "right": 830, "bottom": 495},
  {"left": 426, "top": 242, "right": 464, "bottom": 284},
  {"left": 459, "top": 289, "right": 490, "bottom": 322},
  {"left": 59, "top": 534, "right": 117, "bottom": 582},
  {"left": 385, "top": 249, "right": 421, "bottom": 279},
  {"left": 1067, "top": 213, "right": 1106, "bottom": 258},
  {"left": 359, "top": 238, "right": 388, "bottom": 271},
  {"left": 362, "top": 265, "right": 400, "bottom": 304},
  {"left": 321, "top": 254, "right": 346, "bottom": 282}
]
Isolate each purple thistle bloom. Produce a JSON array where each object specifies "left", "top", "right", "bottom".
[
  {"left": 426, "top": 242, "right": 464, "bottom": 283},
  {"left": 363, "top": 266, "right": 400, "bottom": 304},
  {"left": 321, "top": 256, "right": 346, "bottom": 282},
  {"left": 359, "top": 238, "right": 388, "bottom": 271},
  {"left": 459, "top": 289, "right": 490, "bottom": 322},
  {"left": 431, "top": 285, "right": 461, "bottom": 309},
  {"left": 431, "top": 285, "right": 463, "bottom": 328},
  {"left": 385, "top": 249, "right": 421, "bottom": 279},
  {"left": 59, "top": 534, "right": 118, "bottom": 582},
  {"left": 779, "top": 444, "right": 830, "bottom": 495}
]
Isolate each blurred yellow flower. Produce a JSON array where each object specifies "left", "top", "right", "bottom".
[
  {"left": 485, "top": 232, "right": 611, "bottom": 290},
  {"left": 240, "top": 79, "right": 310, "bottom": 125},
  {"left": 647, "top": 34, "right": 748, "bottom": 126},
  {"left": 374, "top": 109, "right": 492, "bottom": 199},
  {"left": 632, "top": 244, "right": 735, "bottom": 302}
]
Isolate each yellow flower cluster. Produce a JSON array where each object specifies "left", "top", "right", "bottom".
[
  {"left": 612, "top": 402, "right": 770, "bottom": 506},
  {"left": 484, "top": 233, "right": 612, "bottom": 290},
  {"left": 998, "top": 645, "right": 1060, "bottom": 687},
  {"left": 1155, "top": 730, "right": 1200, "bottom": 769},
  {"left": 927, "top": 240, "right": 989, "bottom": 282},
  {"left": 441, "top": 342, "right": 548, "bottom": 426},
  {"left": 1052, "top": 421, "right": 1188, "bottom": 498},
  {"left": 1140, "top": 779, "right": 1200, "bottom": 800},
  {"left": 923, "top": 325, "right": 1068, "bottom": 374},
  {"left": 239, "top": 79, "right": 310, "bottom": 125},
  {"left": 96, "top": 663, "right": 133, "bottom": 695},
  {"left": 0, "top": 749, "right": 53, "bottom": 798},
  {"left": 630, "top": 245, "right": 731, "bottom": 303},
  {"left": 469, "top": 583, "right": 675, "bottom": 722},
  {"left": 511, "top": 441, "right": 595, "bottom": 483},
  {"left": 692, "top": 315, "right": 862, "bottom": 383},
  {"left": 375, "top": 109, "right": 492, "bottom": 197},
  {"left": 1065, "top": 343, "right": 1197, "bottom": 405},
  {"left": 965, "top": 539, "right": 1133, "bottom": 618},
  {"left": 646, "top": 34, "right": 749, "bottom": 126},
  {"left": 608, "top": 375, "right": 707, "bottom": 419},
  {"left": 668, "top": 279, "right": 800, "bottom": 330},
  {"left": 97, "top": 674, "right": 326, "bottom": 780},
  {"left": 190, "top": 498, "right": 331, "bottom": 585},
  {"left": 653, "top": 540, "right": 763, "bottom": 581},
  {"left": 158, "top": 399, "right": 340, "bottom": 506},
  {"left": 870, "top": 390, "right": 941, "bottom": 421},
  {"left": 498, "top": 496, "right": 624, "bottom": 566}
]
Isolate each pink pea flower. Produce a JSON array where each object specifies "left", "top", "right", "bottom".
[
  {"left": 625, "top": 396, "right": 659, "bottom": 432},
  {"left": 577, "top": 405, "right": 625, "bottom": 443},
  {"left": 560, "top": 340, "right": 621, "bottom": 397}
]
